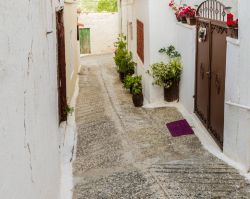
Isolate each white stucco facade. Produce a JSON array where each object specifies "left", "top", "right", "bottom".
[
  {"left": 120, "top": 0, "right": 250, "bottom": 171},
  {"left": 79, "top": 12, "right": 119, "bottom": 54},
  {"left": 64, "top": 0, "right": 81, "bottom": 103},
  {"left": 224, "top": 0, "right": 250, "bottom": 171},
  {"left": 0, "top": 0, "right": 64, "bottom": 198}
]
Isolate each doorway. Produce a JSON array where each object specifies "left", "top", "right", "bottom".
[
  {"left": 56, "top": 10, "right": 67, "bottom": 123},
  {"left": 195, "top": 0, "right": 232, "bottom": 147},
  {"left": 79, "top": 28, "right": 91, "bottom": 54}
]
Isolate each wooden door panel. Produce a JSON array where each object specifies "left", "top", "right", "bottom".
[
  {"left": 209, "top": 25, "right": 227, "bottom": 145},
  {"left": 195, "top": 22, "right": 210, "bottom": 124}
]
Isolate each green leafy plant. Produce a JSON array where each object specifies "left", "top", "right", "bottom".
[
  {"left": 148, "top": 45, "right": 182, "bottom": 88},
  {"left": 159, "top": 45, "right": 181, "bottom": 58},
  {"left": 64, "top": 104, "right": 74, "bottom": 116},
  {"left": 114, "top": 34, "right": 136, "bottom": 76},
  {"left": 118, "top": 51, "right": 136, "bottom": 74},
  {"left": 131, "top": 78, "right": 143, "bottom": 95},
  {"left": 124, "top": 75, "right": 134, "bottom": 90},
  {"left": 124, "top": 75, "right": 142, "bottom": 91}
]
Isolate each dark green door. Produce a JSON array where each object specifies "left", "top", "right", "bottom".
[{"left": 79, "top": 28, "right": 91, "bottom": 54}]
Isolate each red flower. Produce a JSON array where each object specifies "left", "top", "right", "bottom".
[
  {"left": 227, "top": 13, "right": 234, "bottom": 21},
  {"left": 226, "top": 13, "right": 238, "bottom": 28}
]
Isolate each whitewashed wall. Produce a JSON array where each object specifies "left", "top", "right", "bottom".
[
  {"left": 0, "top": 0, "right": 61, "bottom": 198},
  {"left": 130, "top": 0, "right": 152, "bottom": 103},
  {"left": 79, "top": 12, "right": 119, "bottom": 54},
  {"left": 64, "top": 2, "right": 80, "bottom": 103},
  {"left": 174, "top": 24, "right": 196, "bottom": 114},
  {"left": 224, "top": 0, "right": 250, "bottom": 171}
]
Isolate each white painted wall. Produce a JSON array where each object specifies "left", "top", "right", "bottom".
[
  {"left": 79, "top": 12, "right": 119, "bottom": 54},
  {"left": 0, "top": 0, "right": 61, "bottom": 198},
  {"left": 223, "top": 0, "right": 250, "bottom": 172},
  {"left": 130, "top": 0, "right": 152, "bottom": 103},
  {"left": 174, "top": 24, "right": 196, "bottom": 114},
  {"left": 64, "top": 1, "right": 80, "bottom": 103}
]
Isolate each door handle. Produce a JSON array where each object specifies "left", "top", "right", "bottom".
[{"left": 206, "top": 71, "right": 211, "bottom": 78}]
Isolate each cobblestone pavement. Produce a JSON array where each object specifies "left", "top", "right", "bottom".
[{"left": 73, "top": 54, "right": 250, "bottom": 199}]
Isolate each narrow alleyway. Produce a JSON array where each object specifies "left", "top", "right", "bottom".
[{"left": 73, "top": 54, "right": 250, "bottom": 199}]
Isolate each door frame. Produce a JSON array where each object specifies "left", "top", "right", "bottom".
[
  {"left": 56, "top": 9, "right": 67, "bottom": 123},
  {"left": 194, "top": 0, "right": 230, "bottom": 148}
]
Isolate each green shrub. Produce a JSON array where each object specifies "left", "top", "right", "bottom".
[
  {"left": 131, "top": 78, "right": 142, "bottom": 95},
  {"left": 114, "top": 34, "right": 136, "bottom": 76},
  {"left": 97, "top": 0, "right": 118, "bottom": 12},
  {"left": 148, "top": 45, "right": 182, "bottom": 88},
  {"left": 124, "top": 75, "right": 142, "bottom": 90}
]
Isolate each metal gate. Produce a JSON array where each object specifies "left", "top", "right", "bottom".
[
  {"left": 56, "top": 10, "right": 67, "bottom": 123},
  {"left": 79, "top": 28, "right": 91, "bottom": 54},
  {"left": 195, "top": 0, "right": 233, "bottom": 147}
]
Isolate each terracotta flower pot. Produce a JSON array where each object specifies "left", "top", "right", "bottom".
[
  {"left": 186, "top": 17, "right": 196, "bottom": 25},
  {"left": 164, "top": 81, "right": 179, "bottom": 102},
  {"left": 132, "top": 93, "right": 143, "bottom": 107}
]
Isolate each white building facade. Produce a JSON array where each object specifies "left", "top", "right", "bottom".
[
  {"left": 120, "top": 0, "right": 250, "bottom": 172},
  {"left": 0, "top": 0, "right": 68, "bottom": 198}
]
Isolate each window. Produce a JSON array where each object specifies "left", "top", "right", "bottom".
[{"left": 137, "top": 20, "right": 144, "bottom": 63}]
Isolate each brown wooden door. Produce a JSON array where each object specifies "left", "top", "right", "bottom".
[
  {"left": 56, "top": 10, "right": 67, "bottom": 123},
  {"left": 195, "top": 20, "right": 210, "bottom": 125},
  {"left": 195, "top": 19, "right": 228, "bottom": 147},
  {"left": 209, "top": 21, "right": 228, "bottom": 145}
]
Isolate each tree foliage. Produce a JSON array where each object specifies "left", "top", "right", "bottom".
[{"left": 97, "top": 0, "right": 118, "bottom": 12}]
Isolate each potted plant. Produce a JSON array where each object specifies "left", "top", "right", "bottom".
[
  {"left": 131, "top": 76, "right": 143, "bottom": 107},
  {"left": 114, "top": 34, "right": 136, "bottom": 82},
  {"left": 184, "top": 6, "right": 196, "bottom": 25},
  {"left": 175, "top": 6, "right": 186, "bottom": 23},
  {"left": 226, "top": 13, "right": 238, "bottom": 38},
  {"left": 124, "top": 75, "right": 142, "bottom": 94},
  {"left": 118, "top": 51, "right": 136, "bottom": 82},
  {"left": 148, "top": 46, "right": 182, "bottom": 102}
]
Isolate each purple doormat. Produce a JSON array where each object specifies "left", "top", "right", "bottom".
[{"left": 166, "top": 119, "right": 194, "bottom": 137}]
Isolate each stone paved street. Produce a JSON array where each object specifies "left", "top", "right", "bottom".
[{"left": 73, "top": 54, "right": 250, "bottom": 199}]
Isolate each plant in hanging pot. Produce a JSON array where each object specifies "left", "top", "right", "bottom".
[
  {"left": 148, "top": 46, "right": 182, "bottom": 102},
  {"left": 131, "top": 76, "right": 143, "bottom": 107}
]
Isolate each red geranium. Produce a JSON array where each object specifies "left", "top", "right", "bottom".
[
  {"left": 226, "top": 13, "right": 238, "bottom": 28},
  {"left": 182, "top": 6, "right": 196, "bottom": 18}
]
